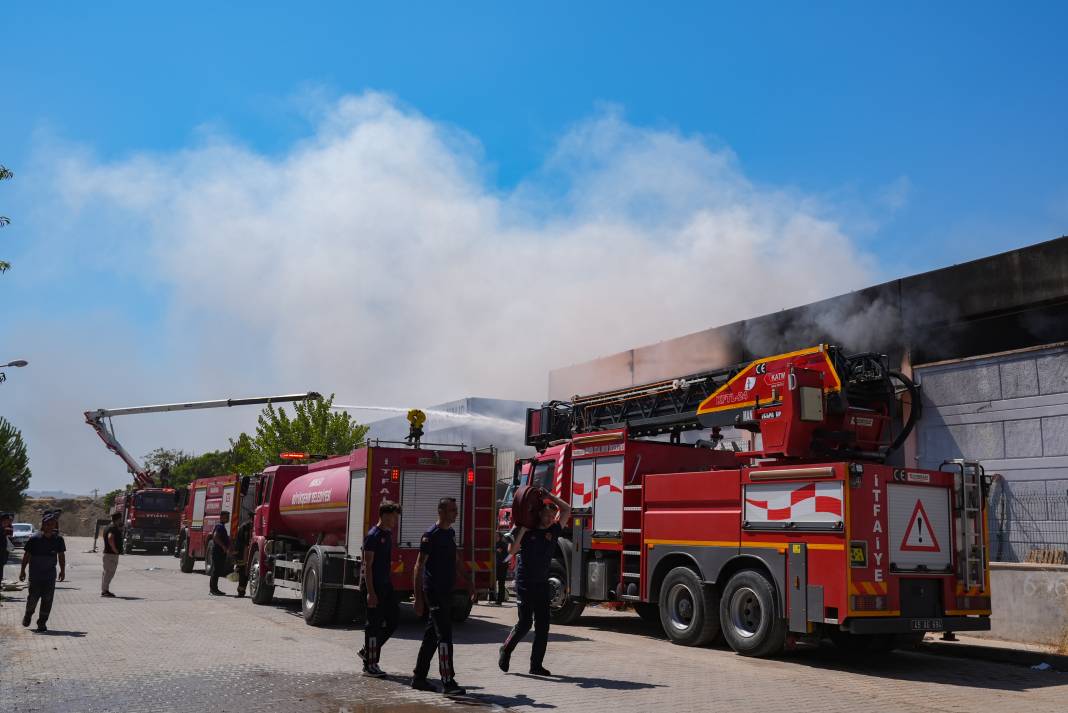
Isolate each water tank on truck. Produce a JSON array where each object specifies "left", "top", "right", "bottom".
[{"left": 276, "top": 466, "right": 351, "bottom": 547}]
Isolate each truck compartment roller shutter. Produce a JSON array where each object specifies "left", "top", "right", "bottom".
[{"left": 399, "top": 471, "right": 465, "bottom": 547}]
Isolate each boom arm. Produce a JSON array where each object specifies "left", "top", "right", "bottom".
[{"left": 85, "top": 392, "right": 322, "bottom": 487}]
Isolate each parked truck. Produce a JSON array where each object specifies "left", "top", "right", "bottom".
[
  {"left": 247, "top": 440, "right": 499, "bottom": 627},
  {"left": 110, "top": 487, "right": 181, "bottom": 553},
  {"left": 522, "top": 344, "right": 992, "bottom": 656},
  {"left": 176, "top": 473, "right": 258, "bottom": 575}
]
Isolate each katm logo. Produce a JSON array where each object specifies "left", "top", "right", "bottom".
[{"left": 309, "top": 477, "right": 325, "bottom": 487}]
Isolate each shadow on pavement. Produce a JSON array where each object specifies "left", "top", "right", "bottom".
[
  {"left": 512, "top": 671, "right": 664, "bottom": 691},
  {"left": 35, "top": 629, "right": 87, "bottom": 637},
  {"left": 377, "top": 674, "right": 556, "bottom": 710}
]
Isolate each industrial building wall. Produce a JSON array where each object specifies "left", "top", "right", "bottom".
[{"left": 913, "top": 344, "right": 1068, "bottom": 478}]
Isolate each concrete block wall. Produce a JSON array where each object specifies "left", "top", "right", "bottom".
[{"left": 971, "top": 562, "right": 1068, "bottom": 647}]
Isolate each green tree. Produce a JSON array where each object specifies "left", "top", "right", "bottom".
[
  {"left": 170, "top": 450, "right": 239, "bottom": 489},
  {"left": 141, "top": 447, "right": 189, "bottom": 485},
  {"left": 102, "top": 488, "right": 124, "bottom": 510},
  {"left": 229, "top": 394, "right": 367, "bottom": 474},
  {"left": 1, "top": 164, "right": 13, "bottom": 273},
  {"left": 0, "top": 417, "right": 32, "bottom": 511}
]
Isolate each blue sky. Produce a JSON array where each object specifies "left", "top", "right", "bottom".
[{"left": 2, "top": 2, "right": 1066, "bottom": 491}]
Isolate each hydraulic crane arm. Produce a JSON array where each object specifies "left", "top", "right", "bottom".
[{"left": 85, "top": 392, "right": 322, "bottom": 487}]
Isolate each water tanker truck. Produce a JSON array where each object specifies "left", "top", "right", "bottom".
[{"left": 247, "top": 440, "right": 498, "bottom": 626}]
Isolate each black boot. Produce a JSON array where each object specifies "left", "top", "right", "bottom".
[{"left": 498, "top": 645, "right": 511, "bottom": 672}]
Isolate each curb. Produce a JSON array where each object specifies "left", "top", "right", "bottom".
[{"left": 918, "top": 641, "right": 1068, "bottom": 672}]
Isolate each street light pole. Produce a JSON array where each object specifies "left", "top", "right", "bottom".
[{"left": 0, "top": 359, "right": 28, "bottom": 384}]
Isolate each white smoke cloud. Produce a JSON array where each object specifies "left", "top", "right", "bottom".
[{"left": 7, "top": 92, "right": 878, "bottom": 492}]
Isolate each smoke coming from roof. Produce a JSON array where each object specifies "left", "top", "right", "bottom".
[{"left": 8, "top": 92, "right": 879, "bottom": 491}]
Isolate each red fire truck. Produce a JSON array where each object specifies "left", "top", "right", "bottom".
[
  {"left": 176, "top": 474, "right": 257, "bottom": 575},
  {"left": 246, "top": 440, "right": 498, "bottom": 627},
  {"left": 110, "top": 488, "right": 182, "bottom": 553},
  {"left": 497, "top": 459, "right": 531, "bottom": 533},
  {"left": 523, "top": 345, "right": 992, "bottom": 656}
]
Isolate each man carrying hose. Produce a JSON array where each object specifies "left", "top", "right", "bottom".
[{"left": 498, "top": 490, "right": 570, "bottom": 676}]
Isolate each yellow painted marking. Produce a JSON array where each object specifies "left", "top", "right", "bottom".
[{"left": 644, "top": 539, "right": 843, "bottom": 552}]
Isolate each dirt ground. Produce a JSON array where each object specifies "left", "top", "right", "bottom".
[{"left": 16, "top": 497, "right": 109, "bottom": 537}]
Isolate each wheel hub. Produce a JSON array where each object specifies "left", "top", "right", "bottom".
[
  {"left": 667, "top": 583, "right": 696, "bottom": 632},
  {"left": 728, "top": 587, "right": 762, "bottom": 639},
  {"left": 548, "top": 575, "right": 567, "bottom": 609}
]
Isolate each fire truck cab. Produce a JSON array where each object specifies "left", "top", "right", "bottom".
[
  {"left": 176, "top": 474, "right": 257, "bottom": 575},
  {"left": 524, "top": 345, "right": 993, "bottom": 656}
]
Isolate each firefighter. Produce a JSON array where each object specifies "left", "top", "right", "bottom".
[
  {"left": 498, "top": 491, "right": 570, "bottom": 676},
  {"left": 208, "top": 511, "right": 232, "bottom": 596},
  {"left": 411, "top": 496, "right": 467, "bottom": 696},
  {"left": 358, "top": 500, "right": 402, "bottom": 677},
  {"left": 233, "top": 519, "right": 253, "bottom": 598},
  {"left": 20, "top": 510, "right": 66, "bottom": 632},
  {"left": 492, "top": 531, "right": 510, "bottom": 605},
  {"left": 101, "top": 511, "right": 123, "bottom": 597},
  {"left": 0, "top": 511, "right": 13, "bottom": 606}
]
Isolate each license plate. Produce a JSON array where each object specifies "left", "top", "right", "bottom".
[{"left": 911, "top": 618, "right": 942, "bottom": 630}]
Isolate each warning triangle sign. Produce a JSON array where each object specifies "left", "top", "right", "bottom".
[{"left": 900, "top": 500, "right": 941, "bottom": 552}]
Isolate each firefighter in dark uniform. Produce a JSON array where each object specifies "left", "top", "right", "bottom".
[
  {"left": 0, "top": 511, "right": 13, "bottom": 606},
  {"left": 233, "top": 519, "right": 253, "bottom": 598},
  {"left": 492, "top": 532, "right": 510, "bottom": 605},
  {"left": 209, "top": 511, "right": 232, "bottom": 596},
  {"left": 20, "top": 510, "right": 66, "bottom": 632},
  {"left": 412, "top": 496, "right": 468, "bottom": 696},
  {"left": 498, "top": 491, "right": 570, "bottom": 676},
  {"left": 358, "top": 500, "right": 402, "bottom": 677}
]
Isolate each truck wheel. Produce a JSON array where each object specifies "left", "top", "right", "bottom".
[
  {"left": 719, "top": 569, "right": 786, "bottom": 657},
  {"left": 659, "top": 567, "right": 719, "bottom": 646},
  {"left": 634, "top": 602, "right": 662, "bottom": 626},
  {"left": 249, "top": 548, "right": 274, "bottom": 605},
  {"left": 302, "top": 552, "right": 338, "bottom": 626},
  {"left": 179, "top": 538, "right": 195, "bottom": 574},
  {"left": 548, "top": 558, "right": 585, "bottom": 625},
  {"left": 335, "top": 589, "right": 366, "bottom": 625},
  {"left": 450, "top": 593, "right": 473, "bottom": 623},
  {"left": 123, "top": 535, "right": 134, "bottom": 555},
  {"left": 204, "top": 551, "right": 215, "bottom": 577}
]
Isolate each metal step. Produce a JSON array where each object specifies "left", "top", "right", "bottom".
[
  {"left": 622, "top": 572, "right": 640, "bottom": 579},
  {"left": 623, "top": 550, "right": 641, "bottom": 556},
  {"left": 624, "top": 507, "right": 642, "bottom": 512},
  {"left": 623, "top": 528, "right": 641, "bottom": 534},
  {"left": 620, "top": 594, "right": 642, "bottom": 601},
  {"left": 624, "top": 485, "right": 643, "bottom": 491}
]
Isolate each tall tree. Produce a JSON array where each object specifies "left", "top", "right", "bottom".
[
  {"left": 0, "top": 417, "right": 32, "bottom": 511},
  {"left": 141, "top": 447, "right": 189, "bottom": 486},
  {"left": 0, "top": 164, "right": 12, "bottom": 273},
  {"left": 170, "top": 450, "right": 238, "bottom": 489},
  {"left": 230, "top": 394, "right": 367, "bottom": 474}
]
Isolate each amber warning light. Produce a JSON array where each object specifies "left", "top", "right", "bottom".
[{"left": 280, "top": 452, "right": 308, "bottom": 460}]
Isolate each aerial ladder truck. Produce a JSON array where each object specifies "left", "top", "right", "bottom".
[
  {"left": 519, "top": 345, "right": 992, "bottom": 657},
  {"left": 84, "top": 392, "right": 320, "bottom": 553}
]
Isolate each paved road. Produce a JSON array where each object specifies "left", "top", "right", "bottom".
[{"left": 2, "top": 537, "right": 1067, "bottom": 713}]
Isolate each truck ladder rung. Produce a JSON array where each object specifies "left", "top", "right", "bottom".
[
  {"left": 624, "top": 485, "right": 643, "bottom": 490},
  {"left": 620, "top": 594, "right": 642, "bottom": 601},
  {"left": 624, "top": 507, "right": 642, "bottom": 512},
  {"left": 622, "top": 573, "right": 640, "bottom": 579},
  {"left": 623, "top": 528, "right": 641, "bottom": 534},
  {"left": 623, "top": 550, "right": 641, "bottom": 556}
]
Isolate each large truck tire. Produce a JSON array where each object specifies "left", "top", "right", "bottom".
[
  {"left": 172, "top": 533, "right": 183, "bottom": 558},
  {"left": 302, "top": 551, "right": 338, "bottom": 626},
  {"left": 659, "top": 566, "right": 719, "bottom": 646},
  {"left": 548, "top": 558, "right": 585, "bottom": 625},
  {"left": 335, "top": 589, "right": 366, "bottom": 626},
  {"left": 450, "top": 592, "right": 473, "bottom": 623},
  {"left": 249, "top": 547, "right": 275, "bottom": 605},
  {"left": 719, "top": 569, "right": 786, "bottom": 657},
  {"left": 179, "top": 538, "right": 195, "bottom": 574},
  {"left": 204, "top": 550, "right": 215, "bottom": 577}
]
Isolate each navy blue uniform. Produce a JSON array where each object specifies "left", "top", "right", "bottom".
[
  {"left": 209, "top": 522, "right": 230, "bottom": 594},
  {"left": 23, "top": 532, "right": 66, "bottom": 627},
  {"left": 493, "top": 537, "right": 510, "bottom": 603},
  {"left": 503, "top": 522, "right": 562, "bottom": 669},
  {"left": 362, "top": 525, "right": 399, "bottom": 665},
  {"left": 414, "top": 525, "right": 459, "bottom": 682}
]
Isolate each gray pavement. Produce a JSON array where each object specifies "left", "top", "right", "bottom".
[{"left": 3, "top": 537, "right": 1068, "bottom": 713}]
